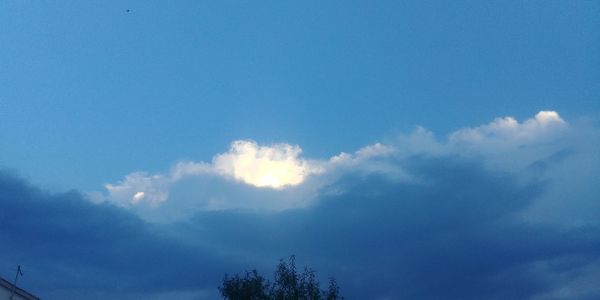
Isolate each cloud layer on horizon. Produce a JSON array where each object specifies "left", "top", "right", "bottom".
[
  {"left": 2, "top": 110, "right": 600, "bottom": 299},
  {"left": 96, "top": 111, "right": 596, "bottom": 225}
]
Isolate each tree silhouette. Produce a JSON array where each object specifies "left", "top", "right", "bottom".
[
  {"left": 220, "top": 256, "right": 344, "bottom": 300},
  {"left": 220, "top": 270, "right": 270, "bottom": 300}
]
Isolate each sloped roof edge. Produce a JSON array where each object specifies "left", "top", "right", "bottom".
[{"left": 0, "top": 276, "right": 40, "bottom": 300}]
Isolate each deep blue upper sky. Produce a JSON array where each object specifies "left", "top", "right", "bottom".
[{"left": 1, "top": 1, "right": 598, "bottom": 190}]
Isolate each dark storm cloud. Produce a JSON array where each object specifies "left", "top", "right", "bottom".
[
  {"left": 182, "top": 156, "right": 600, "bottom": 299},
  {"left": 0, "top": 170, "right": 227, "bottom": 299},
  {"left": 2, "top": 153, "right": 600, "bottom": 299}
]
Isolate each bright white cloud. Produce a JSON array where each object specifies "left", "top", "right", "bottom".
[
  {"left": 449, "top": 110, "right": 567, "bottom": 144},
  {"left": 325, "top": 143, "right": 412, "bottom": 181},
  {"left": 104, "top": 172, "right": 170, "bottom": 206},
  {"left": 97, "top": 110, "right": 584, "bottom": 221},
  {"left": 99, "top": 140, "right": 324, "bottom": 207},
  {"left": 212, "top": 140, "right": 322, "bottom": 189},
  {"left": 132, "top": 191, "right": 146, "bottom": 203},
  {"left": 443, "top": 111, "right": 570, "bottom": 172},
  {"left": 329, "top": 143, "right": 394, "bottom": 165}
]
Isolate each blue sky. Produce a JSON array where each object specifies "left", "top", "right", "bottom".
[{"left": 1, "top": 1, "right": 599, "bottom": 299}]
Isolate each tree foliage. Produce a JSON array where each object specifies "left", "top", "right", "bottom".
[{"left": 220, "top": 256, "right": 344, "bottom": 300}]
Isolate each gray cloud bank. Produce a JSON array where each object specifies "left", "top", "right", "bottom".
[{"left": 2, "top": 112, "right": 600, "bottom": 299}]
